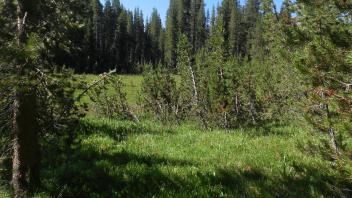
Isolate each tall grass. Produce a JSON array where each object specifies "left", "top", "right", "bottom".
[{"left": 36, "top": 117, "right": 351, "bottom": 197}]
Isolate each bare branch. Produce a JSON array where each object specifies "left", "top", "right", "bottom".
[
  {"left": 35, "top": 68, "right": 54, "bottom": 97},
  {"left": 325, "top": 76, "right": 352, "bottom": 92},
  {"left": 22, "top": 12, "right": 28, "bottom": 26},
  {"left": 76, "top": 69, "right": 116, "bottom": 101}
]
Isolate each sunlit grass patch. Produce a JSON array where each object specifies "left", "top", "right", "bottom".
[
  {"left": 74, "top": 74, "right": 143, "bottom": 106},
  {"left": 35, "top": 116, "right": 350, "bottom": 197},
  {"left": 0, "top": 187, "right": 10, "bottom": 198}
]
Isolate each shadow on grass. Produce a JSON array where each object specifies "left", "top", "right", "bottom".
[
  {"left": 77, "top": 118, "right": 176, "bottom": 142},
  {"left": 43, "top": 147, "right": 352, "bottom": 197},
  {"left": 250, "top": 122, "right": 301, "bottom": 136},
  {"left": 45, "top": 148, "right": 198, "bottom": 197},
  {"left": 212, "top": 164, "right": 352, "bottom": 197},
  {"left": 38, "top": 119, "right": 351, "bottom": 197}
]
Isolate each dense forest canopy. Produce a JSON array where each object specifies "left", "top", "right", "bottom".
[
  {"left": 0, "top": 0, "right": 352, "bottom": 197},
  {"left": 13, "top": 0, "right": 287, "bottom": 74}
]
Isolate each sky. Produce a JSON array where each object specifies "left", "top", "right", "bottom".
[{"left": 100, "top": 0, "right": 283, "bottom": 25}]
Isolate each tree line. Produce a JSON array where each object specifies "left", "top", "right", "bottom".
[{"left": 19, "top": 0, "right": 293, "bottom": 74}]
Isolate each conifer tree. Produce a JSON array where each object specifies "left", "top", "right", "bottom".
[
  {"left": 0, "top": 0, "right": 84, "bottom": 196},
  {"left": 149, "top": 8, "right": 163, "bottom": 64},
  {"left": 115, "top": 10, "right": 128, "bottom": 72},
  {"left": 112, "top": 0, "right": 121, "bottom": 14},
  {"left": 244, "top": 0, "right": 260, "bottom": 28},
  {"left": 91, "top": 0, "right": 104, "bottom": 71},
  {"left": 142, "top": 64, "right": 180, "bottom": 122},
  {"left": 210, "top": 6, "right": 217, "bottom": 35},
  {"left": 103, "top": 0, "right": 115, "bottom": 70},
  {"left": 288, "top": 0, "right": 352, "bottom": 156},
  {"left": 133, "top": 8, "right": 145, "bottom": 66},
  {"left": 177, "top": 34, "right": 198, "bottom": 110},
  {"left": 178, "top": 0, "right": 192, "bottom": 38},
  {"left": 228, "top": 0, "right": 241, "bottom": 56},
  {"left": 165, "top": 0, "right": 179, "bottom": 68},
  {"left": 204, "top": 13, "right": 231, "bottom": 126},
  {"left": 244, "top": 0, "right": 260, "bottom": 58},
  {"left": 194, "top": 0, "right": 207, "bottom": 52},
  {"left": 220, "top": 0, "right": 237, "bottom": 55}
]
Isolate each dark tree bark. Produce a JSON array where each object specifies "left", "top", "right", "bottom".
[
  {"left": 12, "top": 1, "right": 41, "bottom": 197},
  {"left": 12, "top": 89, "right": 40, "bottom": 197}
]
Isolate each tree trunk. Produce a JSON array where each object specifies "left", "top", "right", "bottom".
[
  {"left": 12, "top": 95, "right": 27, "bottom": 198},
  {"left": 328, "top": 127, "right": 339, "bottom": 157},
  {"left": 12, "top": 2, "right": 41, "bottom": 197},
  {"left": 235, "top": 93, "right": 239, "bottom": 114},
  {"left": 248, "top": 77, "right": 257, "bottom": 125},
  {"left": 12, "top": 88, "right": 40, "bottom": 197},
  {"left": 189, "top": 63, "right": 198, "bottom": 106},
  {"left": 325, "top": 103, "right": 340, "bottom": 157}
]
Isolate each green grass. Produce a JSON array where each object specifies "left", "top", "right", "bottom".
[
  {"left": 0, "top": 187, "right": 10, "bottom": 198},
  {"left": 36, "top": 117, "right": 350, "bottom": 197},
  {"left": 75, "top": 74, "right": 143, "bottom": 106},
  {"left": 2, "top": 75, "right": 351, "bottom": 197}
]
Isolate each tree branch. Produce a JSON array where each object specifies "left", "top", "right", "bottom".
[{"left": 76, "top": 69, "right": 116, "bottom": 101}]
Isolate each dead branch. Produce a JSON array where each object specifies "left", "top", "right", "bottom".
[
  {"left": 76, "top": 69, "right": 116, "bottom": 101},
  {"left": 35, "top": 68, "right": 53, "bottom": 97}
]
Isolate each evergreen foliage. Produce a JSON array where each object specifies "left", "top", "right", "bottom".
[
  {"left": 141, "top": 64, "right": 180, "bottom": 123},
  {"left": 287, "top": 0, "right": 352, "bottom": 157},
  {"left": 0, "top": 0, "right": 85, "bottom": 196}
]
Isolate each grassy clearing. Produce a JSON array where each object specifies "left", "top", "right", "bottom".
[
  {"left": 38, "top": 117, "right": 350, "bottom": 197},
  {"left": 75, "top": 74, "right": 144, "bottom": 105},
  {"left": 2, "top": 75, "right": 351, "bottom": 197}
]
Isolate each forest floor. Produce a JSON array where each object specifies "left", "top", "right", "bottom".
[{"left": 1, "top": 75, "right": 351, "bottom": 197}]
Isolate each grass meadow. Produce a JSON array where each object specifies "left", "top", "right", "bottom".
[{"left": 1, "top": 75, "right": 351, "bottom": 197}]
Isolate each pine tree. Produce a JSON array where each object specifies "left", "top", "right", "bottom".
[
  {"left": 0, "top": 0, "right": 83, "bottom": 196},
  {"left": 141, "top": 64, "right": 180, "bottom": 123},
  {"left": 220, "top": 0, "right": 237, "bottom": 55},
  {"left": 206, "top": 9, "right": 211, "bottom": 37},
  {"left": 165, "top": 0, "right": 208, "bottom": 69},
  {"left": 91, "top": 0, "right": 104, "bottom": 71},
  {"left": 126, "top": 11, "right": 134, "bottom": 69},
  {"left": 176, "top": 0, "right": 192, "bottom": 39},
  {"left": 133, "top": 8, "right": 145, "bottom": 67},
  {"left": 288, "top": 1, "right": 352, "bottom": 156},
  {"left": 115, "top": 10, "right": 129, "bottom": 72},
  {"left": 149, "top": 8, "right": 163, "bottom": 64},
  {"left": 244, "top": 0, "right": 260, "bottom": 28},
  {"left": 210, "top": 6, "right": 217, "bottom": 35},
  {"left": 244, "top": 0, "right": 260, "bottom": 58},
  {"left": 159, "top": 28, "right": 165, "bottom": 64},
  {"left": 177, "top": 34, "right": 198, "bottom": 110},
  {"left": 203, "top": 13, "right": 231, "bottom": 127},
  {"left": 103, "top": 0, "right": 115, "bottom": 70},
  {"left": 9, "top": 2, "right": 42, "bottom": 195},
  {"left": 165, "top": 0, "right": 179, "bottom": 68},
  {"left": 194, "top": 0, "right": 207, "bottom": 52},
  {"left": 112, "top": 0, "right": 121, "bottom": 14},
  {"left": 228, "top": 0, "right": 241, "bottom": 56}
]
